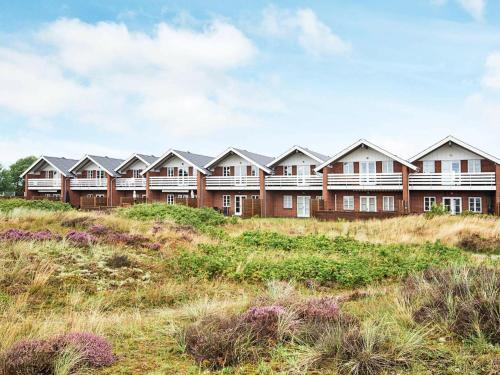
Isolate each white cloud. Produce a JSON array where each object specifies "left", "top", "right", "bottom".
[
  {"left": 0, "top": 18, "right": 281, "bottom": 140},
  {"left": 434, "top": 0, "right": 486, "bottom": 21},
  {"left": 261, "top": 6, "right": 350, "bottom": 56},
  {"left": 464, "top": 93, "right": 500, "bottom": 128},
  {"left": 482, "top": 51, "right": 500, "bottom": 90}
]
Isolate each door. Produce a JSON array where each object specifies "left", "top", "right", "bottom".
[
  {"left": 443, "top": 197, "right": 462, "bottom": 215},
  {"left": 234, "top": 195, "right": 246, "bottom": 216},
  {"left": 442, "top": 160, "right": 460, "bottom": 185},
  {"left": 297, "top": 196, "right": 311, "bottom": 218},
  {"left": 235, "top": 166, "right": 246, "bottom": 185},
  {"left": 360, "top": 161, "right": 376, "bottom": 185},
  {"left": 297, "top": 165, "right": 309, "bottom": 185}
]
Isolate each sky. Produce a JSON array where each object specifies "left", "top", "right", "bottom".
[{"left": 0, "top": 0, "right": 499, "bottom": 166}]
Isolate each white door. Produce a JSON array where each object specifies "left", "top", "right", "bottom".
[
  {"left": 235, "top": 166, "right": 246, "bottom": 185},
  {"left": 297, "top": 196, "right": 311, "bottom": 218},
  {"left": 442, "top": 160, "right": 460, "bottom": 185},
  {"left": 443, "top": 197, "right": 462, "bottom": 215},
  {"left": 234, "top": 195, "right": 246, "bottom": 216},
  {"left": 360, "top": 161, "right": 376, "bottom": 185},
  {"left": 297, "top": 165, "right": 309, "bottom": 185}
]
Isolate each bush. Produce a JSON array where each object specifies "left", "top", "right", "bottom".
[
  {"left": 117, "top": 203, "right": 227, "bottom": 229},
  {"left": 400, "top": 266, "right": 500, "bottom": 344},
  {"left": 65, "top": 231, "right": 98, "bottom": 247},
  {"left": 457, "top": 233, "right": 500, "bottom": 255},
  {"left": 240, "top": 306, "right": 285, "bottom": 343},
  {"left": 424, "top": 203, "right": 448, "bottom": 218},
  {"left": 106, "top": 254, "right": 132, "bottom": 268},
  {"left": 0, "top": 198, "right": 72, "bottom": 212},
  {"left": 55, "top": 332, "right": 116, "bottom": 368},
  {"left": 1, "top": 339, "right": 56, "bottom": 375},
  {"left": 0, "top": 229, "right": 61, "bottom": 242}
]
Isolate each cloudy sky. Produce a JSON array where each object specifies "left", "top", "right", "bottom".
[{"left": 0, "top": 0, "right": 499, "bottom": 165}]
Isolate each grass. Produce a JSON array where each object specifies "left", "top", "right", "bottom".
[{"left": 0, "top": 205, "right": 498, "bottom": 374}]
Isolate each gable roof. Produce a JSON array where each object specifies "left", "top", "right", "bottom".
[
  {"left": 267, "top": 145, "right": 329, "bottom": 168},
  {"left": 409, "top": 135, "right": 500, "bottom": 164},
  {"left": 69, "top": 155, "right": 125, "bottom": 177},
  {"left": 21, "top": 156, "right": 80, "bottom": 177},
  {"left": 204, "top": 147, "right": 273, "bottom": 173},
  {"left": 142, "top": 149, "right": 213, "bottom": 175},
  {"left": 114, "top": 153, "right": 158, "bottom": 173},
  {"left": 315, "top": 139, "right": 418, "bottom": 172}
]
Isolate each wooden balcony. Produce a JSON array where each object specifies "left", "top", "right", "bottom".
[
  {"left": 206, "top": 176, "right": 260, "bottom": 190},
  {"left": 409, "top": 172, "right": 496, "bottom": 190},
  {"left": 149, "top": 176, "right": 197, "bottom": 191},
  {"left": 28, "top": 178, "right": 61, "bottom": 190},
  {"left": 265, "top": 175, "right": 322, "bottom": 190},
  {"left": 70, "top": 178, "right": 107, "bottom": 190},
  {"left": 327, "top": 173, "right": 403, "bottom": 190},
  {"left": 116, "top": 178, "right": 146, "bottom": 190}
]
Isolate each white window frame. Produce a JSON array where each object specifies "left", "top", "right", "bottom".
[
  {"left": 178, "top": 168, "right": 188, "bottom": 177},
  {"left": 223, "top": 166, "right": 231, "bottom": 177},
  {"left": 95, "top": 194, "right": 105, "bottom": 198},
  {"left": 222, "top": 195, "right": 231, "bottom": 208},
  {"left": 424, "top": 197, "right": 436, "bottom": 212},
  {"left": 283, "top": 166, "right": 292, "bottom": 176},
  {"left": 132, "top": 169, "right": 142, "bottom": 178},
  {"left": 283, "top": 195, "right": 293, "bottom": 209},
  {"left": 422, "top": 161, "right": 435, "bottom": 173},
  {"left": 251, "top": 195, "right": 260, "bottom": 200},
  {"left": 360, "top": 196, "right": 377, "bottom": 212},
  {"left": 382, "top": 196, "right": 395, "bottom": 211},
  {"left": 343, "top": 162, "right": 354, "bottom": 174},
  {"left": 343, "top": 196, "right": 354, "bottom": 211},
  {"left": 467, "top": 160, "right": 481, "bottom": 173},
  {"left": 166, "top": 194, "right": 174, "bottom": 205},
  {"left": 382, "top": 161, "right": 394, "bottom": 173},
  {"left": 468, "top": 197, "right": 482, "bottom": 213},
  {"left": 166, "top": 167, "right": 174, "bottom": 177},
  {"left": 250, "top": 166, "right": 258, "bottom": 177}
]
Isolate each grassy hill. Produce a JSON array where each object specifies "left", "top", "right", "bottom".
[{"left": 0, "top": 203, "right": 498, "bottom": 374}]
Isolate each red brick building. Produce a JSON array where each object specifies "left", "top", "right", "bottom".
[{"left": 114, "top": 154, "right": 158, "bottom": 205}]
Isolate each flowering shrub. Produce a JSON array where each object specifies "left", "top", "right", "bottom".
[
  {"left": 152, "top": 223, "right": 163, "bottom": 234},
  {"left": 240, "top": 305, "right": 286, "bottom": 343},
  {"left": 106, "top": 232, "right": 148, "bottom": 247},
  {"left": 55, "top": 332, "right": 116, "bottom": 367},
  {"left": 1, "top": 339, "right": 57, "bottom": 375},
  {"left": 298, "top": 297, "right": 340, "bottom": 322},
  {"left": 88, "top": 224, "right": 109, "bottom": 235},
  {"left": 146, "top": 242, "right": 161, "bottom": 251},
  {"left": 65, "top": 231, "right": 97, "bottom": 247},
  {"left": 0, "top": 229, "right": 61, "bottom": 242}
]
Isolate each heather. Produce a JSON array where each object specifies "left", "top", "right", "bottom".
[
  {"left": 0, "top": 198, "right": 72, "bottom": 212},
  {"left": 0, "top": 208, "right": 498, "bottom": 374}
]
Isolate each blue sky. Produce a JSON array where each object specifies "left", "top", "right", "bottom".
[{"left": 0, "top": 0, "right": 499, "bottom": 165}]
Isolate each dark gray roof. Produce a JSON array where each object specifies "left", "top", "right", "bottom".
[
  {"left": 300, "top": 147, "right": 330, "bottom": 162},
  {"left": 174, "top": 150, "right": 213, "bottom": 170},
  {"left": 86, "top": 155, "right": 125, "bottom": 177},
  {"left": 43, "top": 157, "right": 79, "bottom": 176},
  {"left": 137, "top": 154, "right": 159, "bottom": 164},
  {"left": 233, "top": 148, "right": 274, "bottom": 167}
]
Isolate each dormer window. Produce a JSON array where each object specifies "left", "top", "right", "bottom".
[{"left": 223, "top": 166, "right": 231, "bottom": 176}]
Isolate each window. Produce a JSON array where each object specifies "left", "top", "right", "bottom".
[
  {"left": 382, "top": 161, "right": 393, "bottom": 173},
  {"left": 283, "top": 195, "right": 292, "bottom": 209},
  {"left": 166, "top": 194, "right": 174, "bottom": 205},
  {"left": 422, "top": 161, "right": 435, "bottom": 173},
  {"left": 250, "top": 166, "right": 258, "bottom": 176},
  {"left": 95, "top": 194, "right": 105, "bottom": 198},
  {"left": 424, "top": 197, "right": 436, "bottom": 212},
  {"left": 383, "top": 196, "right": 394, "bottom": 211},
  {"left": 251, "top": 195, "right": 260, "bottom": 200},
  {"left": 468, "top": 197, "right": 481, "bottom": 213},
  {"left": 178, "top": 168, "right": 188, "bottom": 176},
  {"left": 166, "top": 167, "right": 174, "bottom": 177},
  {"left": 178, "top": 194, "right": 188, "bottom": 199},
  {"left": 132, "top": 169, "right": 142, "bottom": 178},
  {"left": 283, "top": 166, "right": 292, "bottom": 176},
  {"left": 47, "top": 170, "right": 56, "bottom": 179},
  {"left": 343, "top": 196, "right": 354, "bottom": 211},
  {"left": 223, "top": 195, "right": 231, "bottom": 207},
  {"left": 343, "top": 162, "right": 354, "bottom": 174},
  {"left": 468, "top": 160, "right": 481, "bottom": 173},
  {"left": 360, "top": 196, "right": 377, "bottom": 212},
  {"left": 89, "top": 170, "right": 105, "bottom": 179},
  {"left": 223, "top": 166, "right": 231, "bottom": 176}
]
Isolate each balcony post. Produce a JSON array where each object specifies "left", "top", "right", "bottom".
[
  {"left": 106, "top": 174, "right": 112, "bottom": 207},
  {"left": 322, "top": 166, "right": 331, "bottom": 210},
  {"left": 197, "top": 171, "right": 206, "bottom": 208},
  {"left": 60, "top": 175, "right": 66, "bottom": 203},
  {"left": 24, "top": 175, "right": 33, "bottom": 200},
  {"left": 402, "top": 166, "right": 410, "bottom": 213},
  {"left": 496, "top": 164, "right": 500, "bottom": 216},
  {"left": 145, "top": 172, "right": 151, "bottom": 203},
  {"left": 259, "top": 169, "right": 266, "bottom": 217}
]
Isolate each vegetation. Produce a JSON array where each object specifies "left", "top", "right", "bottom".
[
  {"left": 0, "top": 198, "right": 72, "bottom": 212},
  {"left": 0, "top": 206, "right": 498, "bottom": 374},
  {"left": 0, "top": 156, "right": 37, "bottom": 195}
]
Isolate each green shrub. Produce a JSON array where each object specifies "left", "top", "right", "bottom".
[
  {"left": 424, "top": 203, "right": 448, "bottom": 218},
  {"left": 0, "top": 198, "right": 72, "bottom": 212},
  {"left": 117, "top": 203, "right": 227, "bottom": 230}
]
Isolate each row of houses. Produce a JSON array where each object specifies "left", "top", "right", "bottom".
[{"left": 22, "top": 135, "right": 500, "bottom": 218}]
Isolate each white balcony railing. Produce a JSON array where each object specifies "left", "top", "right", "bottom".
[
  {"left": 116, "top": 178, "right": 146, "bottom": 189},
  {"left": 409, "top": 172, "right": 495, "bottom": 190},
  {"left": 328, "top": 173, "right": 403, "bottom": 189},
  {"left": 206, "top": 176, "right": 260, "bottom": 189},
  {"left": 149, "top": 176, "right": 197, "bottom": 190},
  {"left": 70, "top": 178, "right": 107, "bottom": 190},
  {"left": 28, "top": 179, "right": 61, "bottom": 190},
  {"left": 265, "top": 175, "right": 322, "bottom": 189}
]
